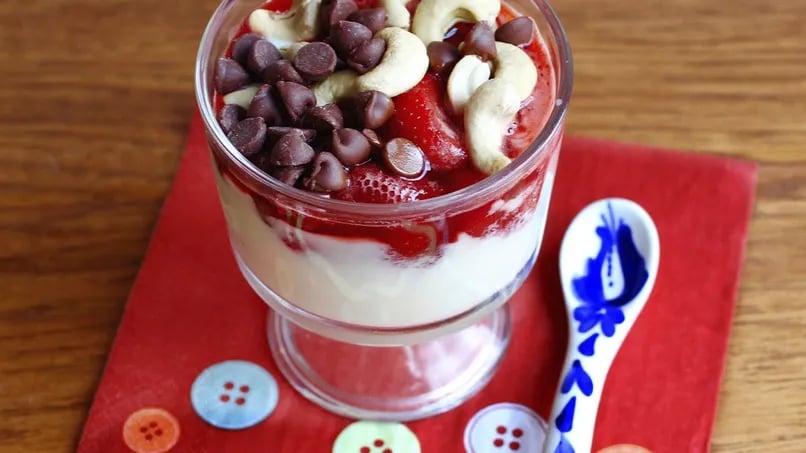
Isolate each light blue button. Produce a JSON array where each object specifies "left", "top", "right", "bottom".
[{"left": 190, "top": 360, "right": 278, "bottom": 430}]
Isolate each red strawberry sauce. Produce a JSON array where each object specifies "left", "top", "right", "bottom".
[{"left": 213, "top": 0, "right": 559, "bottom": 260}]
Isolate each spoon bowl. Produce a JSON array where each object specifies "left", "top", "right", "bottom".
[{"left": 544, "top": 198, "right": 660, "bottom": 453}]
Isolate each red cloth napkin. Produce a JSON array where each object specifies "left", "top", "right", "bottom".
[{"left": 78, "top": 114, "right": 757, "bottom": 453}]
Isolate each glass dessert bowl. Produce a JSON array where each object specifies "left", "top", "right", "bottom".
[{"left": 195, "top": 0, "right": 572, "bottom": 421}]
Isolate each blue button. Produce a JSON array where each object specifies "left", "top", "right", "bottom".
[{"left": 190, "top": 360, "right": 278, "bottom": 430}]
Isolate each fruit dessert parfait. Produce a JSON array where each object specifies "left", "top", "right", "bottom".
[{"left": 200, "top": 0, "right": 567, "bottom": 331}]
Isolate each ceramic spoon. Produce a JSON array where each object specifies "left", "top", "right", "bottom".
[{"left": 543, "top": 198, "right": 660, "bottom": 453}]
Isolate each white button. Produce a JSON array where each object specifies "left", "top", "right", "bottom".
[
  {"left": 464, "top": 403, "right": 547, "bottom": 452},
  {"left": 333, "top": 421, "right": 421, "bottom": 453},
  {"left": 190, "top": 360, "right": 278, "bottom": 430}
]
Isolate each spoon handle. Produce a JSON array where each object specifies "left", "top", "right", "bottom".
[{"left": 543, "top": 325, "right": 626, "bottom": 453}]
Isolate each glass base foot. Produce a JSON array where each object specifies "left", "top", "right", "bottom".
[{"left": 267, "top": 306, "right": 511, "bottom": 422}]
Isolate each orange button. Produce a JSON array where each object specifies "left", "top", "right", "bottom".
[
  {"left": 597, "top": 444, "right": 653, "bottom": 453},
  {"left": 123, "top": 408, "right": 180, "bottom": 453}
]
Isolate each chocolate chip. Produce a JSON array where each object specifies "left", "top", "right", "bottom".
[
  {"left": 214, "top": 58, "right": 250, "bottom": 94},
  {"left": 332, "top": 128, "right": 372, "bottom": 166},
  {"left": 347, "top": 7, "right": 387, "bottom": 33},
  {"left": 348, "top": 38, "right": 386, "bottom": 74},
  {"left": 362, "top": 129, "right": 383, "bottom": 149},
  {"left": 330, "top": 20, "right": 373, "bottom": 58},
  {"left": 276, "top": 81, "right": 317, "bottom": 124},
  {"left": 231, "top": 33, "right": 262, "bottom": 66},
  {"left": 356, "top": 90, "right": 395, "bottom": 129},
  {"left": 247, "top": 84, "right": 284, "bottom": 127},
  {"left": 382, "top": 138, "right": 426, "bottom": 177},
  {"left": 293, "top": 42, "right": 338, "bottom": 82},
  {"left": 305, "top": 152, "right": 347, "bottom": 192},
  {"left": 320, "top": 0, "right": 358, "bottom": 29},
  {"left": 495, "top": 17, "right": 536, "bottom": 47},
  {"left": 247, "top": 39, "right": 283, "bottom": 76},
  {"left": 227, "top": 118, "right": 267, "bottom": 157},
  {"left": 427, "top": 41, "right": 462, "bottom": 74},
  {"left": 462, "top": 22, "right": 497, "bottom": 61},
  {"left": 218, "top": 104, "right": 246, "bottom": 134},
  {"left": 262, "top": 60, "right": 306, "bottom": 85},
  {"left": 334, "top": 55, "right": 349, "bottom": 71},
  {"left": 267, "top": 127, "right": 317, "bottom": 142},
  {"left": 270, "top": 130, "right": 316, "bottom": 166},
  {"left": 303, "top": 104, "right": 344, "bottom": 132},
  {"left": 270, "top": 166, "right": 307, "bottom": 187},
  {"left": 252, "top": 152, "right": 273, "bottom": 173}
]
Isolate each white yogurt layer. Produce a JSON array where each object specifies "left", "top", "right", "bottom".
[{"left": 213, "top": 163, "right": 555, "bottom": 328}]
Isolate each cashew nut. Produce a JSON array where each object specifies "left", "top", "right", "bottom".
[
  {"left": 465, "top": 82, "right": 519, "bottom": 174},
  {"left": 380, "top": 0, "right": 411, "bottom": 29},
  {"left": 312, "top": 28, "right": 429, "bottom": 103},
  {"left": 411, "top": 0, "right": 500, "bottom": 45},
  {"left": 447, "top": 55, "right": 491, "bottom": 114},
  {"left": 356, "top": 27, "right": 429, "bottom": 97},
  {"left": 313, "top": 71, "right": 359, "bottom": 105},
  {"left": 465, "top": 42, "right": 538, "bottom": 174},
  {"left": 223, "top": 84, "right": 260, "bottom": 109},
  {"left": 249, "top": 0, "right": 321, "bottom": 50},
  {"left": 493, "top": 42, "right": 539, "bottom": 101}
]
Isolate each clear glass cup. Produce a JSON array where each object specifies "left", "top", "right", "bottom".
[{"left": 195, "top": 0, "right": 572, "bottom": 421}]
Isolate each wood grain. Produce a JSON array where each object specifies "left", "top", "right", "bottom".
[{"left": 0, "top": 0, "right": 804, "bottom": 451}]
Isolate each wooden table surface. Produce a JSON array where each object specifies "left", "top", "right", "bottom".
[{"left": 1, "top": 0, "right": 804, "bottom": 451}]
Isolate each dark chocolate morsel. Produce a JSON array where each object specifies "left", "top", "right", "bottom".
[
  {"left": 331, "top": 128, "right": 372, "bottom": 166},
  {"left": 293, "top": 42, "right": 338, "bottom": 82},
  {"left": 267, "top": 127, "right": 317, "bottom": 142},
  {"left": 214, "top": 58, "right": 250, "bottom": 94},
  {"left": 227, "top": 118, "right": 267, "bottom": 157},
  {"left": 358, "top": 90, "right": 395, "bottom": 129},
  {"left": 247, "top": 39, "right": 283, "bottom": 76},
  {"left": 347, "top": 38, "right": 386, "bottom": 74},
  {"left": 427, "top": 41, "right": 462, "bottom": 74},
  {"left": 276, "top": 81, "right": 317, "bottom": 124},
  {"left": 247, "top": 84, "right": 284, "bottom": 127},
  {"left": 305, "top": 152, "right": 348, "bottom": 192},
  {"left": 382, "top": 138, "right": 426, "bottom": 177},
  {"left": 347, "top": 7, "right": 387, "bottom": 34},
  {"left": 330, "top": 20, "right": 373, "bottom": 57},
  {"left": 303, "top": 104, "right": 344, "bottom": 132},
  {"left": 270, "top": 165, "right": 307, "bottom": 187},
  {"left": 262, "top": 60, "right": 306, "bottom": 85},
  {"left": 218, "top": 104, "right": 246, "bottom": 134},
  {"left": 231, "top": 33, "right": 262, "bottom": 66},
  {"left": 320, "top": 0, "right": 358, "bottom": 30},
  {"left": 362, "top": 128, "right": 384, "bottom": 149},
  {"left": 495, "top": 17, "right": 536, "bottom": 47},
  {"left": 462, "top": 21, "right": 497, "bottom": 61},
  {"left": 269, "top": 130, "right": 316, "bottom": 166}
]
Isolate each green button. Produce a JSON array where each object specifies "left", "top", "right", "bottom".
[{"left": 333, "top": 421, "right": 421, "bottom": 453}]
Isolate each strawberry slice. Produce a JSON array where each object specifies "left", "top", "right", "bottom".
[
  {"left": 355, "top": 0, "right": 380, "bottom": 8},
  {"left": 384, "top": 74, "right": 468, "bottom": 172},
  {"left": 332, "top": 162, "right": 447, "bottom": 259},
  {"left": 335, "top": 163, "right": 444, "bottom": 204}
]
